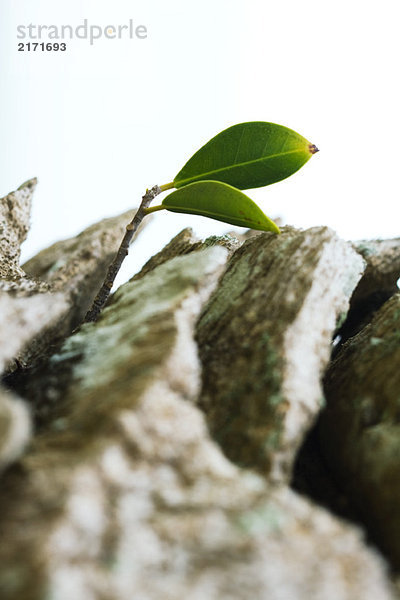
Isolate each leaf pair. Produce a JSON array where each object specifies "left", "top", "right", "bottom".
[{"left": 147, "top": 121, "right": 318, "bottom": 233}]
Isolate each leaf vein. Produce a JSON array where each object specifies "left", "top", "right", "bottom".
[{"left": 176, "top": 149, "right": 303, "bottom": 186}]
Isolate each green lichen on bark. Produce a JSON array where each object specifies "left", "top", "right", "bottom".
[
  {"left": 320, "top": 293, "right": 400, "bottom": 567},
  {"left": 197, "top": 226, "right": 364, "bottom": 481}
]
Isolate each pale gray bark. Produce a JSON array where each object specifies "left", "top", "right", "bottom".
[
  {"left": 0, "top": 245, "right": 392, "bottom": 600},
  {"left": 338, "top": 238, "right": 400, "bottom": 341},
  {"left": 0, "top": 178, "right": 36, "bottom": 280},
  {"left": 0, "top": 180, "right": 399, "bottom": 599},
  {"left": 353, "top": 237, "right": 400, "bottom": 301},
  {"left": 197, "top": 226, "right": 365, "bottom": 482},
  {"left": 24, "top": 206, "right": 151, "bottom": 334}
]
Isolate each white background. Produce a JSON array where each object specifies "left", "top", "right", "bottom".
[{"left": 1, "top": 0, "right": 399, "bottom": 287}]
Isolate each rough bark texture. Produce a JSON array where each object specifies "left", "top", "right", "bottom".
[
  {"left": 320, "top": 292, "right": 400, "bottom": 567},
  {"left": 0, "top": 179, "right": 50, "bottom": 296},
  {"left": 131, "top": 227, "right": 240, "bottom": 282},
  {"left": 23, "top": 207, "right": 150, "bottom": 334},
  {"left": 1, "top": 181, "right": 151, "bottom": 369},
  {"left": 0, "top": 248, "right": 393, "bottom": 600},
  {"left": 0, "top": 181, "right": 65, "bottom": 467},
  {"left": 1, "top": 179, "right": 400, "bottom": 599},
  {"left": 354, "top": 237, "right": 400, "bottom": 302},
  {"left": 337, "top": 237, "right": 400, "bottom": 342},
  {"left": 0, "top": 179, "right": 36, "bottom": 280},
  {"left": 0, "top": 290, "right": 67, "bottom": 372},
  {"left": 197, "top": 226, "right": 365, "bottom": 482},
  {"left": 0, "top": 182, "right": 67, "bottom": 371}
]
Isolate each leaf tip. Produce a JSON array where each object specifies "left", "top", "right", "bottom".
[{"left": 308, "top": 143, "right": 319, "bottom": 155}]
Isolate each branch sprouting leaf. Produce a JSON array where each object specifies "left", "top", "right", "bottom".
[{"left": 86, "top": 121, "right": 318, "bottom": 322}]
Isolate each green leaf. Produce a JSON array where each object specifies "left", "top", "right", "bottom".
[
  {"left": 173, "top": 121, "right": 318, "bottom": 190},
  {"left": 161, "top": 180, "right": 280, "bottom": 233}
]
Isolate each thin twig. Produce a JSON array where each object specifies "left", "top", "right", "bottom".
[{"left": 84, "top": 184, "right": 162, "bottom": 323}]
